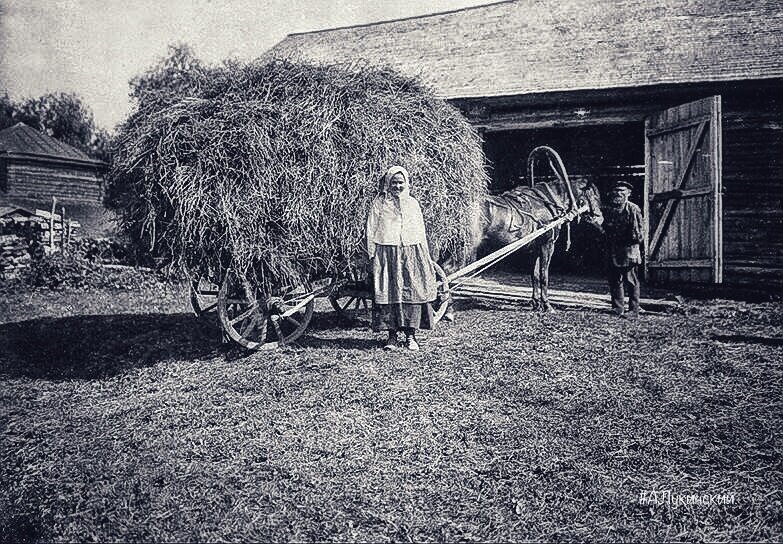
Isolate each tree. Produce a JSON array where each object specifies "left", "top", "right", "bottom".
[
  {"left": 106, "top": 43, "right": 208, "bottom": 210},
  {"left": 16, "top": 92, "right": 96, "bottom": 153},
  {"left": 0, "top": 94, "right": 15, "bottom": 130},
  {"left": 129, "top": 43, "right": 209, "bottom": 109},
  {"left": 89, "top": 128, "right": 113, "bottom": 164},
  {"left": 1, "top": 92, "right": 113, "bottom": 163}
]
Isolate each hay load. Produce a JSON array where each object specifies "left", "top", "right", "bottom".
[{"left": 112, "top": 59, "right": 488, "bottom": 291}]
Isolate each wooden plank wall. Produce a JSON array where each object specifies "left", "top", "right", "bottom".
[
  {"left": 722, "top": 93, "right": 783, "bottom": 286},
  {"left": 0, "top": 160, "right": 6, "bottom": 192},
  {"left": 4, "top": 161, "right": 104, "bottom": 204}
]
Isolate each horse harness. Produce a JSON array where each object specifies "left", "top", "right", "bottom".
[{"left": 487, "top": 182, "right": 568, "bottom": 233}]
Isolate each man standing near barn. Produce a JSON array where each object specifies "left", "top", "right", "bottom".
[{"left": 602, "top": 180, "right": 644, "bottom": 318}]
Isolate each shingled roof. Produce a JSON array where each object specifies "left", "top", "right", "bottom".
[
  {"left": 0, "top": 122, "right": 103, "bottom": 165},
  {"left": 268, "top": 0, "right": 783, "bottom": 99}
]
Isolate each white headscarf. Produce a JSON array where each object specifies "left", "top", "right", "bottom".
[
  {"left": 366, "top": 166, "right": 429, "bottom": 256},
  {"left": 382, "top": 165, "right": 410, "bottom": 195}
]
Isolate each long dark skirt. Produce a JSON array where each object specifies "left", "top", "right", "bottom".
[
  {"left": 372, "top": 302, "right": 435, "bottom": 332},
  {"left": 371, "top": 243, "right": 437, "bottom": 332}
]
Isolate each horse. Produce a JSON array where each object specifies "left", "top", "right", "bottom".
[{"left": 444, "top": 176, "right": 604, "bottom": 312}]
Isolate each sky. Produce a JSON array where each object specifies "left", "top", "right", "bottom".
[{"left": 0, "top": 0, "right": 490, "bottom": 131}]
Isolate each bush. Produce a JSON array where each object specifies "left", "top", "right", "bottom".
[
  {"left": 21, "top": 251, "right": 96, "bottom": 289},
  {"left": 71, "top": 237, "right": 138, "bottom": 265},
  {"left": 18, "top": 250, "right": 166, "bottom": 291}
]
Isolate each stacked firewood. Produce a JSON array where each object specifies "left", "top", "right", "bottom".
[
  {"left": 0, "top": 212, "right": 80, "bottom": 279},
  {"left": 0, "top": 232, "right": 31, "bottom": 277}
]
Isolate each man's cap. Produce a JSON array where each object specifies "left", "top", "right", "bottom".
[{"left": 611, "top": 180, "right": 634, "bottom": 191}]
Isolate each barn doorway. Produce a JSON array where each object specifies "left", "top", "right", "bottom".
[{"left": 482, "top": 123, "right": 645, "bottom": 282}]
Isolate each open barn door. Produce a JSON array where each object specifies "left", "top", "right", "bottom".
[{"left": 644, "top": 96, "right": 723, "bottom": 284}]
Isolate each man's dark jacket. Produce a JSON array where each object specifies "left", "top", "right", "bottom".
[{"left": 603, "top": 201, "right": 644, "bottom": 267}]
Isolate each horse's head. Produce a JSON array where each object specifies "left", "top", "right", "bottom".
[{"left": 574, "top": 178, "right": 604, "bottom": 229}]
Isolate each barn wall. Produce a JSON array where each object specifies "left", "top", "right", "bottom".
[
  {"left": 0, "top": 160, "right": 6, "bottom": 192},
  {"left": 722, "top": 93, "right": 783, "bottom": 286},
  {"left": 3, "top": 160, "right": 104, "bottom": 204}
]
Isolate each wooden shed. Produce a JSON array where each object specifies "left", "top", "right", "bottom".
[
  {"left": 0, "top": 122, "right": 110, "bottom": 236},
  {"left": 0, "top": 122, "right": 106, "bottom": 205},
  {"left": 269, "top": 0, "right": 783, "bottom": 288}
]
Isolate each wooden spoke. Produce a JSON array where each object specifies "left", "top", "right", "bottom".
[
  {"left": 329, "top": 291, "right": 371, "bottom": 323},
  {"left": 283, "top": 292, "right": 312, "bottom": 304},
  {"left": 189, "top": 274, "right": 221, "bottom": 332},
  {"left": 431, "top": 261, "right": 451, "bottom": 325},
  {"left": 340, "top": 296, "right": 357, "bottom": 312},
  {"left": 259, "top": 319, "right": 269, "bottom": 338},
  {"left": 229, "top": 303, "right": 258, "bottom": 325},
  {"left": 271, "top": 318, "right": 285, "bottom": 344},
  {"left": 239, "top": 313, "right": 260, "bottom": 337}
]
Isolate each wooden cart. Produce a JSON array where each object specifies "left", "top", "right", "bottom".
[
  {"left": 189, "top": 261, "right": 451, "bottom": 350},
  {"left": 189, "top": 147, "right": 586, "bottom": 350}
]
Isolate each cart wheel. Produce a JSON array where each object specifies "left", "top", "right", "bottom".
[
  {"left": 329, "top": 290, "right": 371, "bottom": 323},
  {"left": 328, "top": 269, "right": 372, "bottom": 323},
  {"left": 431, "top": 262, "right": 451, "bottom": 324},
  {"left": 189, "top": 275, "right": 220, "bottom": 320},
  {"left": 217, "top": 271, "right": 314, "bottom": 350}
]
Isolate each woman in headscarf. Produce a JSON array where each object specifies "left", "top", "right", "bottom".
[{"left": 366, "top": 166, "right": 438, "bottom": 350}]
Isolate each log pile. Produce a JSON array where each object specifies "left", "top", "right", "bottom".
[
  {"left": 0, "top": 232, "right": 32, "bottom": 277},
  {"left": 0, "top": 210, "right": 80, "bottom": 279}
]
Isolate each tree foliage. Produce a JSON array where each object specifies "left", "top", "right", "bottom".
[
  {"left": 129, "top": 43, "right": 211, "bottom": 111},
  {"left": 17, "top": 92, "right": 95, "bottom": 151},
  {"left": 106, "top": 43, "right": 210, "bottom": 210},
  {"left": 0, "top": 94, "right": 15, "bottom": 130}
]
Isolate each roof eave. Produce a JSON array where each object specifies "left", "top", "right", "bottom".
[
  {"left": 0, "top": 151, "right": 108, "bottom": 169},
  {"left": 442, "top": 73, "right": 783, "bottom": 102}
]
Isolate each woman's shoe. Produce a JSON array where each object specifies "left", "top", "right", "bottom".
[
  {"left": 407, "top": 337, "right": 420, "bottom": 351},
  {"left": 383, "top": 337, "right": 398, "bottom": 350}
]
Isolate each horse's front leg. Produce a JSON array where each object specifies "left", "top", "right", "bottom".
[
  {"left": 539, "top": 240, "right": 556, "bottom": 313},
  {"left": 531, "top": 255, "right": 541, "bottom": 310}
]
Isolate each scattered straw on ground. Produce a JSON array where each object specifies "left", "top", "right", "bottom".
[{"left": 1, "top": 287, "right": 781, "bottom": 541}]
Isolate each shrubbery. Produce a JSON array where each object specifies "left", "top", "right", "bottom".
[
  {"left": 3, "top": 237, "right": 168, "bottom": 292},
  {"left": 21, "top": 251, "right": 97, "bottom": 289}
]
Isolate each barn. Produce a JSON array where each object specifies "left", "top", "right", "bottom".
[
  {"left": 268, "top": 0, "right": 783, "bottom": 288},
  {"left": 0, "top": 122, "right": 109, "bottom": 235}
]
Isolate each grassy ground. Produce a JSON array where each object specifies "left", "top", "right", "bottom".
[{"left": 0, "top": 284, "right": 781, "bottom": 542}]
